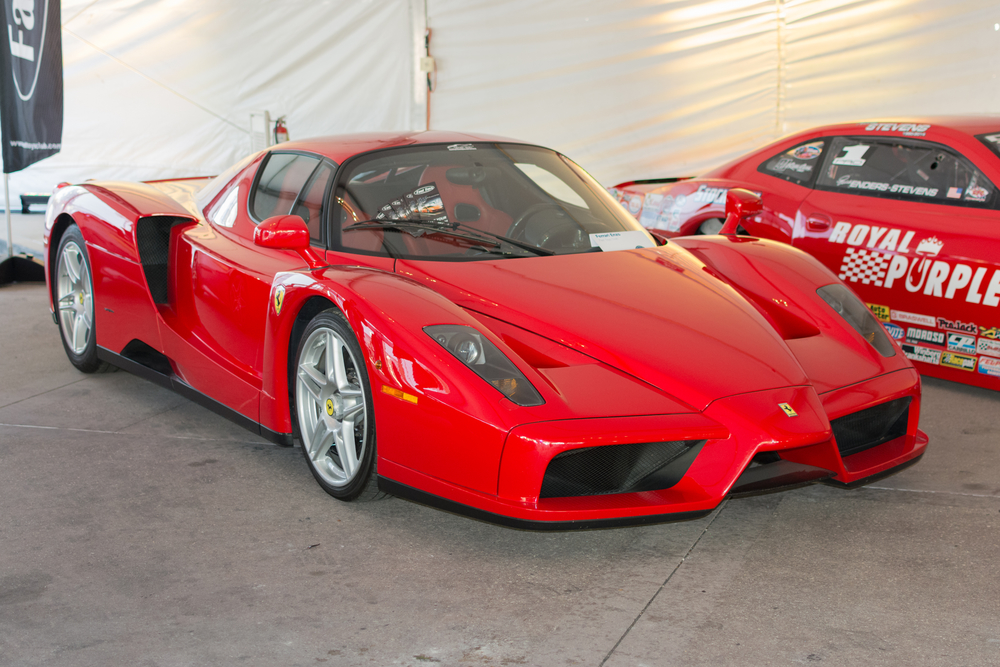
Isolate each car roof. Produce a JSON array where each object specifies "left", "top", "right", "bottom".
[
  {"left": 796, "top": 116, "right": 1000, "bottom": 139},
  {"left": 270, "top": 130, "right": 530, "bottom": 163}
]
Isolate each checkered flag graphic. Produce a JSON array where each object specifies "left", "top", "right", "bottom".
[{"left": 838, "top": 248, "right": 890, "bottom": 286}]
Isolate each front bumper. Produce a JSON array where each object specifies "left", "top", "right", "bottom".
[{"left": 379, "top": 368, "right": 926, "bottom": 529}]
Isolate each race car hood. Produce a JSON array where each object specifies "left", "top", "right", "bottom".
[{"left": 397, "top": 246, "right": 811, "bottom": 411}]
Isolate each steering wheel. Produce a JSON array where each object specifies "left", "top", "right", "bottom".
[
  {"left": 506, "top": 202, "right": 566, "bottom": 241},
  {"left": 537, "top": 223, "right": 586, "bottom": 250}
]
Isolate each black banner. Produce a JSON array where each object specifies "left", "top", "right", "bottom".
[{"left": 0, "top": 0, "right": 61, "bottom": 173}]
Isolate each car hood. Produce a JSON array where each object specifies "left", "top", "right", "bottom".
[{"left": 396, "top": 246, "right": 811, "bottom": 411}]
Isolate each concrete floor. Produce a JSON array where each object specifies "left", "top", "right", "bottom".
[{"left": 0, "top": 282, "right": 998, "bottom": 667}]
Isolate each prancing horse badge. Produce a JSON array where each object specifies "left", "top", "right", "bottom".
[
  {"left": 779, "top": 402, "right": 797, "bottom": 417},
  {"left": 274, "top": 285, "right": 285, "bottom": 315}
]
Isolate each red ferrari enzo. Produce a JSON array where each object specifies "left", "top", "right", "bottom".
[
  {"left": 44, "top": 131, "right": 927, "bottom": 529},
  {"left": 612, "top": 118, "right": 1000, "bottom": 391}
]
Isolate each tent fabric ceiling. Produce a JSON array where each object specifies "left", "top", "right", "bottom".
[{"left": 4, "top": 0, "right": 1000, "bottom": 198}]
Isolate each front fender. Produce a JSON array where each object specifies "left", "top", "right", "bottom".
[
  {"left": 259, "top": 266, "right": 531, "bottom": 495},
  {"left": 673, "top": 235, "right": 913, "bottom": 392}
]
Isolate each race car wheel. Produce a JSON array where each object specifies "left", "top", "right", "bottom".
[
  {"left": 293, "top": 309, "right": 380, "bottom": 501},
  {"left": 697, "top": 218, "right": 724, "bottom": 235},
  {"left": 55, "top": 226, "right": 112, "bottom": 373}
]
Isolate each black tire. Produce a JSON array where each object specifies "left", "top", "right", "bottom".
[
  {"left": 291, "top": 309, "right": 384, "bottom": 501},
  {"left": 53, "top": 225, "right": 114, "bottom": 373},
  {"left": 697, "top": 218, "right": 724, "bottom": 235}
]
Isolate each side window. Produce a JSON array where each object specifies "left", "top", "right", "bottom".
[
  {"left": 291, "top": 162, "right": 334, "bottom": 244},
  {"left": 758, "top": 139, "right": 826, "bottom": 186},
  {"left": 816, "top": 137, "right": 995, "bottom": 206},
  {"left": 249, "top": 152, "right": 321, "bottom": 221},
  {"left": 206, "top": 183, "right": 239, "bottom": 228}
]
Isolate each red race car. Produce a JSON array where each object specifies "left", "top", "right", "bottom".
[
  {"left": 44, "top": 131, "right": 927, "bottom": 529},
  {"left": 612, "top": 118, "right": 1000, "bottom": 391}
]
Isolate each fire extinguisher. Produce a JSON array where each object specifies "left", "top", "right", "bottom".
[{"left": 274, "top": 116, "right": 289, "bottom": 144}]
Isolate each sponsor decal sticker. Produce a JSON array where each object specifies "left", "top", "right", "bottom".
[
  {"left": 947, "top": 187, "right": 963, "bottom": 199},
  {"left": 791, "top": 144, "right": 822, "bottom": 160},
  {"left": 940, "top": 352, "right": 977, "bottom": 371},
  {"left": 901, "top": 344, "right": 942, "bottom": 365},
  {"left": 273, "top": 285, "right": 285, "bottom": 315},
  {"left": 937, "top": 317, "right": 977, "bottom": 334},
  {"left": 977, "top": 337, "right": 1000, "bottom": 358},
  {"left": 864, "top": 122, "right": 931, "bottom": 136},
  {"left": 867, "top": 303, "right": 890, "bottom": 322},
  {"left": 772, "top": 158, "right": 812, "bottom": 174},
  {"left": 978, "top": 355, "right": 1000, "bottom": 377},
  {"left": 891, "top": 310, "right": 937, "bottom": 327},
  {"left": 905, "top": 327, "right": 944, "bottom": 346},
  {"left": 639, "top": 193, "right": 664, "bottom": 227},
  {"left": 883, "top": 323, "right": 904, "bottom": 340},
  {"left": 980, "top": 326, "right": 1000, "bottom": 340},
  {"left": 829, "top": 223, "right": 1000, "bottom": 308},
  {"left": 693, "top": 185, "right": 727, "bottom": 205},
  {"left": 779, "top": 403, "right": 797, "bottom": 417},
  {"left": 831, "top": 144, "right": 870, "bottom": 166},
  {"left": 447, "top": 143, "right": 476, "bottom": 151},
  {"left": 965, "top": 185, "right": 989, "bottom": 202},
  {"left": 627, "top": 194, "right": 642, "bottom": 214},
  {"left": 947, "top": 333, "right": 976, "bottom": 354}
]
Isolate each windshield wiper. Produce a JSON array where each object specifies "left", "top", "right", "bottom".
[{"left": 342, "top": 220, "right": 554, "bottom": 256}]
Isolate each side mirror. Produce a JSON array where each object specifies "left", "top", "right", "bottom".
[
  {"left": 253, "top": 215, "right": 325, "bottom": 269},
  {"left": 718, "top": 189, "right": 764, "bottom": 236},
  {"left": 254, "top": 215, "right": 311, "bottom": 249}
]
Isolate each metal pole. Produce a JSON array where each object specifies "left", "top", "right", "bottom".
[{"left": 4, "top": 173, "right": 11, "bottom": 259}]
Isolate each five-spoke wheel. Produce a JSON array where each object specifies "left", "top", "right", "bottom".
[
  {"left": 55, "top": 226, "right": 110, "bottom": 373},
  {"left": 294, "top": 310, "right": 379, "bottom": 500}
]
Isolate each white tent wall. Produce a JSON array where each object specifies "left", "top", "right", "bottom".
[
  {"left": 3, "top": 0, "right": 1000, "bottom": 199},
  {"left": 427, "top": 0, "right": 1000, "bottom": 185},
  {"left": 3, "top": 0, "right": 425, "bottom": 198}
]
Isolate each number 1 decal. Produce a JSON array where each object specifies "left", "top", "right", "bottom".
[{"left": 831, "top": 144, "right": 870, "bottom": 167}]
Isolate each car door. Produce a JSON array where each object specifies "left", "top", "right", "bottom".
[
  {"left": 794, "top": 135, "right": 1000, "bottom": 382},
  {"left": 162, "top": 151, "right": 335, "bottom": 418}
]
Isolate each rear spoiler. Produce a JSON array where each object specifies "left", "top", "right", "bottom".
[{"left": 612, "top": 176, "right": 693, "bottom": 189}]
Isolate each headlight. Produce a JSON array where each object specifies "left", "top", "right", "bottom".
[
  {"left": 816, "top": 284, "right": 895, "bottom": 357},
  {"left": 424, "top": 325, "right": 545, "bottom": 406}
]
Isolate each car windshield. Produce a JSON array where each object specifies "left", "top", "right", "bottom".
[{"left": 331, "top": 143, "right": 652, "bottom": 259}]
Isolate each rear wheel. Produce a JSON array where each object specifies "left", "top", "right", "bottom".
[
  {"left": 293, "top": 309, "right": 382, "bottom": 500},
  {"left": 55, "top": 226, "right": 112, "bottom": 373}
]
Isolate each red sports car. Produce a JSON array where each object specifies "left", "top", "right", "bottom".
[
  {"left": 44, "top": 131, "right": 927, "bottom": 529},
  {"left": 612, "top": 118, "right": 1000, "bottom": 391}
]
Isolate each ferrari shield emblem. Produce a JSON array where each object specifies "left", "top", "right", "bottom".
[
  {"left": 273, "top": 285, "right": 285, "bottom": 315},
  {"left": 779, "top": 403, "right": 797, "bottom": 417}
]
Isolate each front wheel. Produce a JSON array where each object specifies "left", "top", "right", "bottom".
[{"left": 292, "top": 309, "right": 381, "bottom": 501}]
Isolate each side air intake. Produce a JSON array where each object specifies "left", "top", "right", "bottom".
[
  {"left": 539, "top": 440, "right": 705, "bottom": 498},
  {"left": 831, "top": 397, "right": 911, "bottom": 458},
  {"left": 135, "top": 216, "right": 192, "bottom": 304}
]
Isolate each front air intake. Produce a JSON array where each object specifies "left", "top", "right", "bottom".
[
  {"left": 831, "top": 397, "right": 911, "bottom": 457},
  {"left": 539, "top": 440, "right": 705, "bottom": 499}
]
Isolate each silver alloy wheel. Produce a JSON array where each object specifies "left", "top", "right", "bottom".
[
  {"left": 295, "top": 326, "right": 368, "bottom": 488},
  {"left": 56, "top": 240, "right": 94, "bottom": 355}
]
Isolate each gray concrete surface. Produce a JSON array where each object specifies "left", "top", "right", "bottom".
[{"left": 0, "top": 282, "right": 998, "bottom": 667}]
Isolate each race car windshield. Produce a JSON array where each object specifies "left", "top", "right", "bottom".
[{"left": 332, "top": 143, "right": 652, "bottom": 258}]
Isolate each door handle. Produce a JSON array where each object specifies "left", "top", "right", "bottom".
[{"left": 806, "top": 213, "right": 831, "bottom": 232}]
